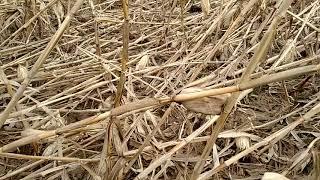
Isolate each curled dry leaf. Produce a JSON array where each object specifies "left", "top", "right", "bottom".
[
  {"left": 136, "top": 54, "right": 149, "bottom": 70},
  {"left": 235, "top": 136, "right": 250, "bottom": 150},
  {"left": 201, "top": 0, "right": 210, "bottom": 16},
  {"left": 261, "top": 172, "right": 290, "bottom": 180},
  {"left": 43, "top": 142, "right": 59, "bottom": 156},
  {"left": 17, "top": 64, "right": 28, "bottom": 79},
  {"left": 180, "top": 87, "right": 230, "bottom": 115},
  {"left": 171, "top": 40, "right": 180, "bottom": 48}
]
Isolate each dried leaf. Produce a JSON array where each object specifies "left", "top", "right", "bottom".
[
  {"left": 43, "top": 142, "right": 59, "bottom": 156},
  {"left": 17, "top": 64, "right": 28, "bottom": 79},
  {"left": 137, "top": 119, "right": 146, "bottom": 135},
  {"left": 53, "top": 1, "right": 64, "bottom": 25},
  {"left": 180, "top": 87, "right": 230, "bottom": 115},
  {"left": 136, "top": 54, "right": 149, "bottom": 70},
  {"left": 223, "top": 5, "right": 239, "bottom": 27},
  {"left": 282, "top": 39, "right": 296, "bottom": 64},
  {"left": 171, "top": 40, "right": 180, "bottom": 48},
  {"left": 235, "top": 136, "right": 250, "bottom": 150}
]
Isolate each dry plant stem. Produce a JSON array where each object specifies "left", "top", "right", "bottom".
[
  {"left": 170, "top": 0, "right": 234, "bottom": 79},
  {"left": 0, "top": 67, "right": 29, "bottom": 128},
  {"left": 0, "top": 0, "right": 85, "bottom": 128},
  {"left": 1, "top": 1, "right": 319, "bottom": 178},
  {"left": 94, "top": 21, "right": 102, "bottom": 56},
  {"left": 114, "top": 0, "right": 129, "bottom": 107},
  {"left": 179, "top": 0, "right": 186, "bottom": 40},
  {"left": 10, "top": 73, "right": 103, "bottom": 120},
  {"left": 0, "top": 64, "right": 319, "bottom": 153},
  {"left": 191, "top": 0, "right": 292, "bottom": 178},
  {"left": 310, "top": 149, "right": 320, "bottom": 179},
  {"left": 209, "top": 55, "right": 320, "bottom": 89},
  {"left": 199, "top": 102, "right": 320, "bottom": 180},
  {"left": 92, "top": 0, "right": 110, "bottom": 178},
  {"left": 0, "top": 110, "right": 110, "bottom": 153},
  {"left": 97, "top": 122, "right": 110, "bottom": 178},
  {"left": 135, "top": 90, "right": 250, "bottom": 179},
  {"left": 108, "top": 157, "right": 126, "bottom": 180},
  {"left": 253, "top": 91, "right": 320, "bottom": 129},
  {"left": 122, "top": 130, "right": 261, "bottom": 156},
  {"left": 97, "top": 0, "right": 129, "bottom": 178},
  {"left": 0, "top": 152, "right": 99, "bottom": 162},
  {"left": 89, "top": 0, "right": 102, "bottom": 57}
]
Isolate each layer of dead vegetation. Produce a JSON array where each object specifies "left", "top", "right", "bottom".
[{"left": 0, "top": 0, "right": 320, "bottom": 179}]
